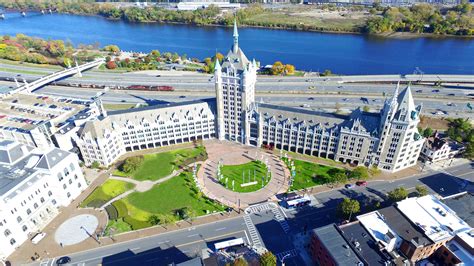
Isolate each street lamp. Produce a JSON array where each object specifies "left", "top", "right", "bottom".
[{"left": 281, "top": 253, "right": 291, "bottom": 266}]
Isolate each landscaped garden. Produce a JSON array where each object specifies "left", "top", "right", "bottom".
[
  {"left": 105, "top": 169, "right": 225, "bottom": 233},
  {"left": 219, "top": 160, "right": 270, "bottom": 193},
  {"left": 282, "top": 157, "right": 348, "bottom": 191},
  {"left": 113, "top": 145, "right": 207, "bottom": 181},
  {"left": 80, "top": 179, "right": 135, "bottom": 208}
]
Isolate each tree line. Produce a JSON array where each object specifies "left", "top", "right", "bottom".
[
  {"left": 2, "top": 0, "right": 472, "bottom": 36},
  {"left": 365, "top": 2, "right": 474, "bottom": 35}
]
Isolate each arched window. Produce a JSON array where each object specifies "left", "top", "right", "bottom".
[
  {"left": 57, "top": 173, "right": 63, "bottom": 182},
  {"left": 17, "top": 216, "right": 22, "bottom": 223},
  {"left": 4, "top": 229, "right": 11, "bottom": 237},
  {"left": 10, "top": 238, "right": 16, "bottom": 245},
  {"left": 26, "top": 209, "right": 31, "bottom": 215},
  {"left": 22, "top": 225, "right": 27, "bottom": 232},
  {"left": 69, "top": 162, "right": 75, "bottom": 172}
]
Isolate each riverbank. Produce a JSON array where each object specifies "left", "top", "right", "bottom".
[{"left": 1, "top": 1, "right": 472, "bottom": 38}]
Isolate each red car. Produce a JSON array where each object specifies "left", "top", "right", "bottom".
[{"left": 356, "top": 181, "right": 368, "bottom": 186}]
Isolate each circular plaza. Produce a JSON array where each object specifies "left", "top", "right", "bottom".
[
  {"left": 196, "top": 140, "right": 290, "bottom": 208},
  {"left": 54, "top": 214, "right": 99, "bottom": 246}
]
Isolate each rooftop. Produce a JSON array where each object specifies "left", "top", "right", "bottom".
[
  {"left": 357, "top": 211, "right": 402, "bottom": 251},
  {"left": 396, "top": 195, "right": 471, "bottom": 243},
  {"left": 378, "top": 206, "right": 433, "bottom": 247},
  {"left": 446, "top": 230, "right": 474, "bottom": 265},
  {"left": 312, "top": 224, "right": 363, "bottom": 266},
  {"left": 107, "top": 98, "right": 216, "bottom": 116},
  {"left": 443, "top": 192, "right": 474, "bottom": 228},
  {"left": 258, "top": 103, "right": 348, "bottom": 129},
  {"left": 0, "top": 140, "right": 71, "bottom": 199},
  {"left": 339, "top": 221, "right": 394, "bottom": 265},
  {"left": 0, "top": 93, "right": 89, "bottom": 131}
]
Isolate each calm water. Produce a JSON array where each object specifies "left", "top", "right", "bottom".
[{"left": 1, "top": 11, "right": 474, "bottom": 74}]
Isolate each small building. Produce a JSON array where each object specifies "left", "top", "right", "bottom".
[{"left": 420, "top": 134, "right": 464, "bottom": 163}]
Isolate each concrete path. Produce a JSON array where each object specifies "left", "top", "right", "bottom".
[{"left": 197, "top": 140, "right": 290, "bottom": 209}]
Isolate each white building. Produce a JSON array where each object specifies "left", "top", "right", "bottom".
[
  {"left": 75, "top": 100, "right": 216, "bottom": 167},
  {"left": 421, "top": 134, "right": 464, "bottom": 163},
  {"left": 0, "top": 140, "right": 87, "bottom": 260}
]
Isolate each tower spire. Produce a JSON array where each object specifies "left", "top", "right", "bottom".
[{"left": 233, "top": 19, "right": 239, "bottom": 53}]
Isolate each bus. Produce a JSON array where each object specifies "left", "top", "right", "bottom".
[
  {"left": 214, "top": 238, "right": 245, "bottom": 251},
  {"left": 281, "top": 194, "right": 311, "bottom": 209}
]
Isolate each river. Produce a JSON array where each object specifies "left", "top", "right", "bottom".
[{"left": 1, "top": 11, "right": 473, "bottom": 75}]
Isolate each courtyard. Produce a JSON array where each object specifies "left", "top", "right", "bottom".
[{"left": 197, "top": 140, "right": 290, "bottom": 208}]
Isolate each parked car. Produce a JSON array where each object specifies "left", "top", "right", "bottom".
[
  {"left": 345, "top": 184, "right": 355, "bottom": 189},
  {"left": 56, "top": 256, "right": 71, "bottom": 265},
  {"left": 356, "top": 181, "right": 368, "bottom": 186}
]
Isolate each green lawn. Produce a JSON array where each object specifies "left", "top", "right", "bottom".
[
  {"left": 113, "top": 145, "right": 207, "bottom": 181},
  {"left": 111, "top": 171, "right": 224, "bottom": 230},
  {"left": 80, "top": 179, "right": 135, "bottom": 208},
  {"left": 105, "top": 218, "right": 132, "bottom": 235},
  {"left": 283, "top": 158, "right": 346, "bottom": 191},
  {"left": 220, "top": 160, "right": 270, "bottom": 193}
]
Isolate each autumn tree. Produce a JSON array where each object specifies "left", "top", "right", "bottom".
[{"left": 271, "top": 61, "right": 284, "bottom": 75}]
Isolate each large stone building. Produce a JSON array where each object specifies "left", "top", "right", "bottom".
[
  {"left": 0, "top": 140, "right": 87, "bottom": 260},
  {"left": 75, "top": 21, "right": 424, "bottom": 172}
]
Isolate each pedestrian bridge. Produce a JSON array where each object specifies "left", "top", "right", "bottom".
[{"left": 6, "top": 58, "right": 105, "bottom": 96}]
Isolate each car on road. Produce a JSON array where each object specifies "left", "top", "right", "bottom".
[
  {"left": 342, "top": 98, "right": 348, "bottom": 101},
  {"left": 432, "top": 89, "right": 440, "bottom": 93},
  {"left": 415, "top": 90, "right": 423, "bottom": 93},
  {"left": 447, "top": 93, "right": 455, "bottom": 96},
  {"left": 345, "top": 184, "right": 355, "bottom": 189},
  {"left": 56, "top": 256, "right": 71, "bottom": 265},
  {"left": 179, "top": 96, "right": 186, "bottom": 98},
  {"left": 308, "top": 97, "right": 314, "bottom": 100},
  {"left": 356, "top": 181, "right": 368, "bottom": 186}
]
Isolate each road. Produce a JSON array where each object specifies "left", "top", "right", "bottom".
[{"left": 35, "top": 161, "right": 473, "bottom": 266}]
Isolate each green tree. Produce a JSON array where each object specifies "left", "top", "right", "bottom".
[
  {"left": 148, "top": 215, "right": 160, "bottom": 225},
  {"left": 349, "top": 166, "right": 369, "bottom": 180},
  {"left": 415, "top": 185, "right": 429, "bottom": 196},
  {"left": 121, "top": 156, "right": 144, "bottom": 173},
  {"left": 422, "top": 127, "right": 433, "bottom": 138},
  {"left": 388, "top": 187, "right": 408, "bottom": 202},
  {"left": 259, "top": 251, "right": 277, "bottom": 266},
  {"left": 337, "top": 198, "right": 360, "bottom": 220},
  {"left": 363, "top": 106, "right": 370, "bottom": 112},
  {"left": 91, "top": 161, "right": 100, "bottom": 169}
]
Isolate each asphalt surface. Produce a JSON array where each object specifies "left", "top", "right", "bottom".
[{"left": 34, "top": 161, "right": 473, "bottom": 266}]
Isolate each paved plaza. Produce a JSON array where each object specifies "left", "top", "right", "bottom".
[
  {"left": 54, "top": 214, "right": 99, "bottom": 246},
  {"left": 197, "top": 140, "right": 290, "bottom": 208}
]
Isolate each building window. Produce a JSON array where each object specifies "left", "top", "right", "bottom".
[
  {"left": 22, "top": 225, "right": 27, "bottom": 232},
  {"left": 10, "top": 238, "right": 16, "bottom": 245},
  {"left": 67, "top": 192, "right": 71, "bottom": 198},
  {"left": 26, "top": 209, "right": 31, "bottom": 215},
  {"left": 4, "top": 229, "right": 11, "bottom": 237},
  {"left": 17, "top": 216, "right": 22, "bottom": 223},
  {"left": 34, "top": 203, "right": 38, "bottom": 209}
]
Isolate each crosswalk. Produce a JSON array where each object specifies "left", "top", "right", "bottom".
[
  {"left": 276, "top": 249, "right": 299, "bottom": 261},
  {"left": 245, "top": 202, "right": 290, "bottom": 234},
  {"left": 270, "top": 207, "right": 290, "bottom": 233},
  {"left": 245, "top": 202, "right": 274, "bottom": 214},
  {"left": 243, "top": 214, "right": 263, "bottom": 248}
]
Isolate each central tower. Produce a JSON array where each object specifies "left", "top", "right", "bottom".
[{"left": 215, "top": 20, "right": 257, "bottom": 144}]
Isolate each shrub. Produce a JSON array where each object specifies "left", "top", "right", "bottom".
[{"left": 105, "top": 204, "right": 118, "bottom": 220}]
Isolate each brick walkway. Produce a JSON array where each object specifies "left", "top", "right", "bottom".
[{"left": 196, "top": 140, "right": 290, "bottom": 208}]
